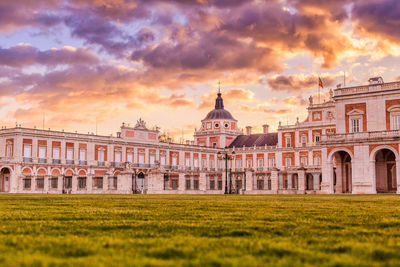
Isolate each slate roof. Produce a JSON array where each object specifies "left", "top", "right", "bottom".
[
  {"left": 228, "top": 133, "right": 278, "bottom": 148},
  {"left": 203, "top": 92, "right": 236, "bottom": 120}
]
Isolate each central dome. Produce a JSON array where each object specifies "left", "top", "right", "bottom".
[{"left": 203, "top": 92, "right": 235, "bottom": 120}]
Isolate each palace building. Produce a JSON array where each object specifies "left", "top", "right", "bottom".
[{"left": 0, "top": 77, "right": 399, "bottom": 194}]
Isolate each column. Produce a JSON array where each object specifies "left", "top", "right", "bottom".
[
  {"left": 287, "top": 173, "right": 292, "bottom": 189},
  {"left": 86, "top": 174, "right": 93, "bottom": 193},
  {"left": 72, "top": 175, "right": 78, "bottom": 193},
  {"left": 335, "top": 163, "right": 343, "bottom": 194},
  {"left": 199, "top": 172, "right": 206, "bottom": 191},
  {"left": 245, "top": 170, "right": 252, "bottom": 193},
  {"left": 313, "top": 173, "right": 320, "bottom": 190},
  {"left": 370, "top": 160, "right": 377, "bottom": 194},
  {"left": 44, "top": 175, "right": 50, "bottom": 193},
  {"left": 178, "top": 173, "right": 185, "bottom": 192},
  {"left": 278, "top": 173, "right": 283, "bottom": 190},
  {"left": 271, "top": 169, "right": 278, "bottom": 192}
]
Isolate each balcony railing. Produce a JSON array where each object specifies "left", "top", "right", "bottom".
[
  {"left": 38, "top": 158, "right": 47, "bottom": 163},
  {"left": 79, "top": 160, "right": 87, "bottom": 166},
  {"left": 193, "top": 167, "right": 200, "bottom": 172},
  {"left": 257, "top": 167, "right": 264, "bottom": 171},
  {"left": 66, "top": 160, "right": 74, "bottom": 165},
  {"left": 171, "top": 165, "right": 178, "bottom": 170},
  {"left": 98, "top": 161, "right": 105, "bottom": 166},
  {"left": 23, "top": 157, "right": 32, "bottom": 163},
  {"left": 111, "top": 162, "right": 122, "bottom": 167},
  {"left": 52, "top": 159, "right": 61, "bottom": 164},
  {"left": 322, "top": 129, "right": 400, "bottom": 143}
]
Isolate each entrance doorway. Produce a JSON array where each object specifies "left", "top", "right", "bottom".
[{"left": 375, "top": 149, "right": 397, "bottom": 193}]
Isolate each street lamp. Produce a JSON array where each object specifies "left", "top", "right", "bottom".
[{"left": 218, "top": 148, "right": 235, "bottom": 194}]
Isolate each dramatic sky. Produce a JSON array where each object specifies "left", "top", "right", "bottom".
[{"left": 1, "top": 0, "right": 399, "bottom": 140}]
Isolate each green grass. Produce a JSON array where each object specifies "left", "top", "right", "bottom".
[{"left": 0, "top": 195, "right": 400, "bottom": 266}]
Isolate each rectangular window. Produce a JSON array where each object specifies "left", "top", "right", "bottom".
[
  {"left": 150, "top": 154, "right": 155, "bottom": 165},
  {"left": 212, "top": 142, "right": 217, "bottom": 148},
  {"left": 351, "top": 118, "right": 361, "bottom": 133},
  {"left": 139, "top": 153, "right": 145, "bottom": 164},
  {"left": 301, "top": 157, "right": 308, "bottom": 166},
  {"left": 39, "top": 146, "right": 46, "bottom": 159},
  {"left": 193, "top": 179, "right": 199, "bottom": 190},
  {"left": 202, "top": 158, "right": 206, "bottom": 168},
  {"left": 53, "top": 147, "right": 60, "bottom": 160},
  {"left": 171, "top": 178, "right": 178, "bottom": 190},
  {"left": 268, "top": 158, "right": 275, "bottom": 168},
  {"left": 172, "top": 156, "right": 177, "bottom": 166},
  {"left": 185, "top": 157, "right": 190, "bottom": 167},
  {"left": 67, "top": 148, "right": 73, "bottom": 160},
  {"left": 218, "top": 179, "right": 223, "bottom": 190},
  {"left": 285, "top": 157, "right": 292, "bottom": 167},
  {"left": 236, "top": 159, "right": 241, "bottom": 169},
  {"left": 64, "top": 176, "right": 72, "bottom": 189},
  {"left": 185, "top": 179, "right": 191, "bottom": 190},
  {"left": 267, "top": 178, "right": 272, "bottom": 190},
  {"left": 392, "top": 115, "right": 400, "bottom": 130},
  {"left": 194, "top": 158, "right": 199, "bottom": 168},
  {"left": 23, "top": 178, "right": 31, "bottom": 190},
  {"left": 6, "top": 143, "right": 13, "bottom": 157},
  {"left": 98, "top": 150, "right": 105, "bottom": 162},
  {"left": 93, "top": 177, "right": 103, "bottom": 189},
  {"left": 79, "top": 149, "right": 86, "bottom": 161},
  {"left": 126, "top": 152, "right": 133, "bottom": 163},
  {"left": 258, "top": 158, "right": 263, "bottom": 168},
  {"left": 209, "top": 179, "right": 215, "bottom": 190},
  {"left": 247, "top": 159, "right": 252, "bottom": 168},
  {"left": 315, "top": 135, "right": 320, "bottom": 144},
  {"left": 160, "top": 155, "right": 166, "bottom": 166},
  {"left": 23, "top": 144, "right": 31, "bottom": 158},
  {"left": 50, "top": 177, "right": 58, "bottom": 189},
  {"left": 36, "top": 177, "right": 44, "bottom": 189},
  {"left": 210, "top": 159, "right": 214, "bottom": 169},
  {"left": 285, "top": 137, "right": 291, "bottom": 147},
  {"left": 115, "top": 151, "right": 122, "bottom": 163},
  {"left": 314, "top": 157, "right": 321, "bottom": 166},
  {"left": 301, "top": 136, "right": 307, "bottom": 146},
  {"left": 217, "top": 159, "right": 222, "bottom": 169},
  {"left": 78, "top": 177, "right": 87, "bottom": 189},
  {"left": 257, "top": 179, "right": 264, "bottom": 190}
]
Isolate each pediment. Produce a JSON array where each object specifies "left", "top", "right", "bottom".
[
  {"left": 387, "top": 105, "right": 400, "bottom": 112},
  {"left": 346, "top": 109, "right": 364, "bottom": 116}
]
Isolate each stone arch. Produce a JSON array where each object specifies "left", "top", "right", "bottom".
[
  {"left": 78, "top": 169, "right": 87, "bottom": 177},
  {"left": 372, "top": 147, "right": 398, "bottom": 193},
  {"left": 369, "top": 145, "right": 399, "bottom": 162},
  {"left": 330, "top": 150, "right": 353, "bottom": 194},
  {"left": 36, "top": 167, "right": 47, "bottom": 176},
  {"left": 21, "top": 167, "right": 33, "bottom": 176},
  {"left": 51, "top": 168, "right": 61, "bottom": 176},
  {"left": 0, "top": 166, "right": 12, "bottom": 192},
  {"left": 327, "top": 147, "right": 354, "bottom": 163},
  {"left": 64, "top": 168, "right": 74, "bottom": 176}
]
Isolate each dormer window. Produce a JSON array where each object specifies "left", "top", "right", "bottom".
[
  {"left": 388, "top": 105, "right": 400, "bottom": 130},
  {"left": 347, "top": 109, "right": 364, "bottom": 133}
]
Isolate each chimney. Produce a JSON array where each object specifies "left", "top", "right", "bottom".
[
  {"left": 262, "top": 124, "right": 269, "bottom": 134},
  {"left": 246, "top": 126, "right": 252, "bottom": 135}
]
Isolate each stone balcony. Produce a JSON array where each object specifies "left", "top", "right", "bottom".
[{"left": 322, "top": 129, "right": 400, "bottom": 144}]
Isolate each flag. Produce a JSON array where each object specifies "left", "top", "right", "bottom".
[{"left": 318, "top": 77, "right": 324, "bottom": 88}]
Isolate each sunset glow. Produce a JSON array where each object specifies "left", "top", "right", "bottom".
[{"left": 1, "top": 0, "right": 399, "bottom": 139}]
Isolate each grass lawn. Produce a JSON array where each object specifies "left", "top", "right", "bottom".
[{"left": 0, "top": 195, "right": 400, "bottom": 266}]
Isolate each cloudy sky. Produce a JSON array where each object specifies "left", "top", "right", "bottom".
[{"left": 0, "top": 0, "right": 399, "bottom": 139}]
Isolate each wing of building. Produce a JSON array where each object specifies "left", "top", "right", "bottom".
[{"left": 1, "top": 77, "right": 400, "bottom": 194}]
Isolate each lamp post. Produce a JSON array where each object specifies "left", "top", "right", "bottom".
[{"left": 218, "top": 148, "right": 235, "bottom": 194}]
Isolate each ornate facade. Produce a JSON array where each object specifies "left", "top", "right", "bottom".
[{"left": 1, "top": 77, "right": 399, "bottom": 194}]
